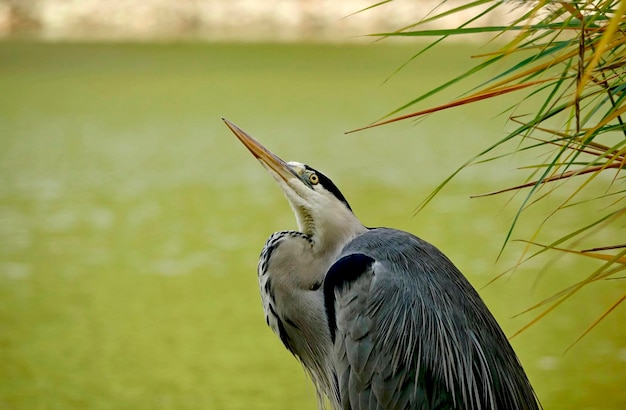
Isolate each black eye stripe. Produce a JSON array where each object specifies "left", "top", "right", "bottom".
[{"left": 304, "top": 165, "right": 352, "bottom": 212}]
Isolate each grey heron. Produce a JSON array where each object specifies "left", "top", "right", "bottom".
[{"left": 223, "top": 118, "right": 540, "bottom": 410}]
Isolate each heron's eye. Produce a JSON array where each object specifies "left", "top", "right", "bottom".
[{"left": 309, "top": 173, "right": 319, "bottom": 185}]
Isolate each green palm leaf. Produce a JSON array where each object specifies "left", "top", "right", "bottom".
[{"left": 352, "top": 0, "right": 626, "bottom": 340}]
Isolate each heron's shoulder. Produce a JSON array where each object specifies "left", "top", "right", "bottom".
[
  {"left": 349, "top": 227, "right": 427, "bottom": 245},
  {"left": 339, "top": 227, "right": 467, "bottom": 291},
  {"left": 342, "top": 227, "right": 440, "bottom": 260}
]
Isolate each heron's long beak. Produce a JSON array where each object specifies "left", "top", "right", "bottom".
[{"left": 223, "top": 118, "right": 298, "bottom": 183}]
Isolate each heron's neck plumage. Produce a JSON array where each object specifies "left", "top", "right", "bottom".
[{"left": 310, "top": 208, "right": 367, "bottom": 258}]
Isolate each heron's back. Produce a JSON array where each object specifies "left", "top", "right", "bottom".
[{"left": 324, "top": 228, "right": 540, "bottom": 410}]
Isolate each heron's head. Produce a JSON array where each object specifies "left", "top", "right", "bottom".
[{"left": 224, "top": 118, "right": 364, "bottom": 250}]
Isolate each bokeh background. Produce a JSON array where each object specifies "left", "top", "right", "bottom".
[{"left": 1, "top": 1, "right": 625, "bottom": 409}]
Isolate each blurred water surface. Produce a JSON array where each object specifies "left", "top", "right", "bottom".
[{"left": 0, "top": 42, "right": 624, "bottom": 409}]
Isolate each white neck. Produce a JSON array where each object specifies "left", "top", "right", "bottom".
[{"left": 311, "top": 209, "right": 366, "bottom": 258}]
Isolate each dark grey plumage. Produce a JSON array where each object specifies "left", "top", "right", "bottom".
[{"left": 324, "top": 228, "right": 540, "bottom": 410}]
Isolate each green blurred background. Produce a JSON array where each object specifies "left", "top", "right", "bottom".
[{"left": 0, "top": 41, "right": 624, "bottom": 409}]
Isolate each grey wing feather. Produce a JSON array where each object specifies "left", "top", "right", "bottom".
[
  {"left": 324, "top": 247, "right": 454, "bottom": 409},
  {"left": 324, "top": 228, "right": 540, "bottom": 410}
]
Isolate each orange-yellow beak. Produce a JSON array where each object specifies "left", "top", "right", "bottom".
[{"left": 223, "top": 118, "right": 298, "bottom": 183}]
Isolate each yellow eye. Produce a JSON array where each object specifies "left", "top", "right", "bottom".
[{"left": 309, "top": 173, "right": 319, "bottom": 185}]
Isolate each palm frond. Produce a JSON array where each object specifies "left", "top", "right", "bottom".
[{"left": 354, "top": 0, "right": 626, "bottom": 336}]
